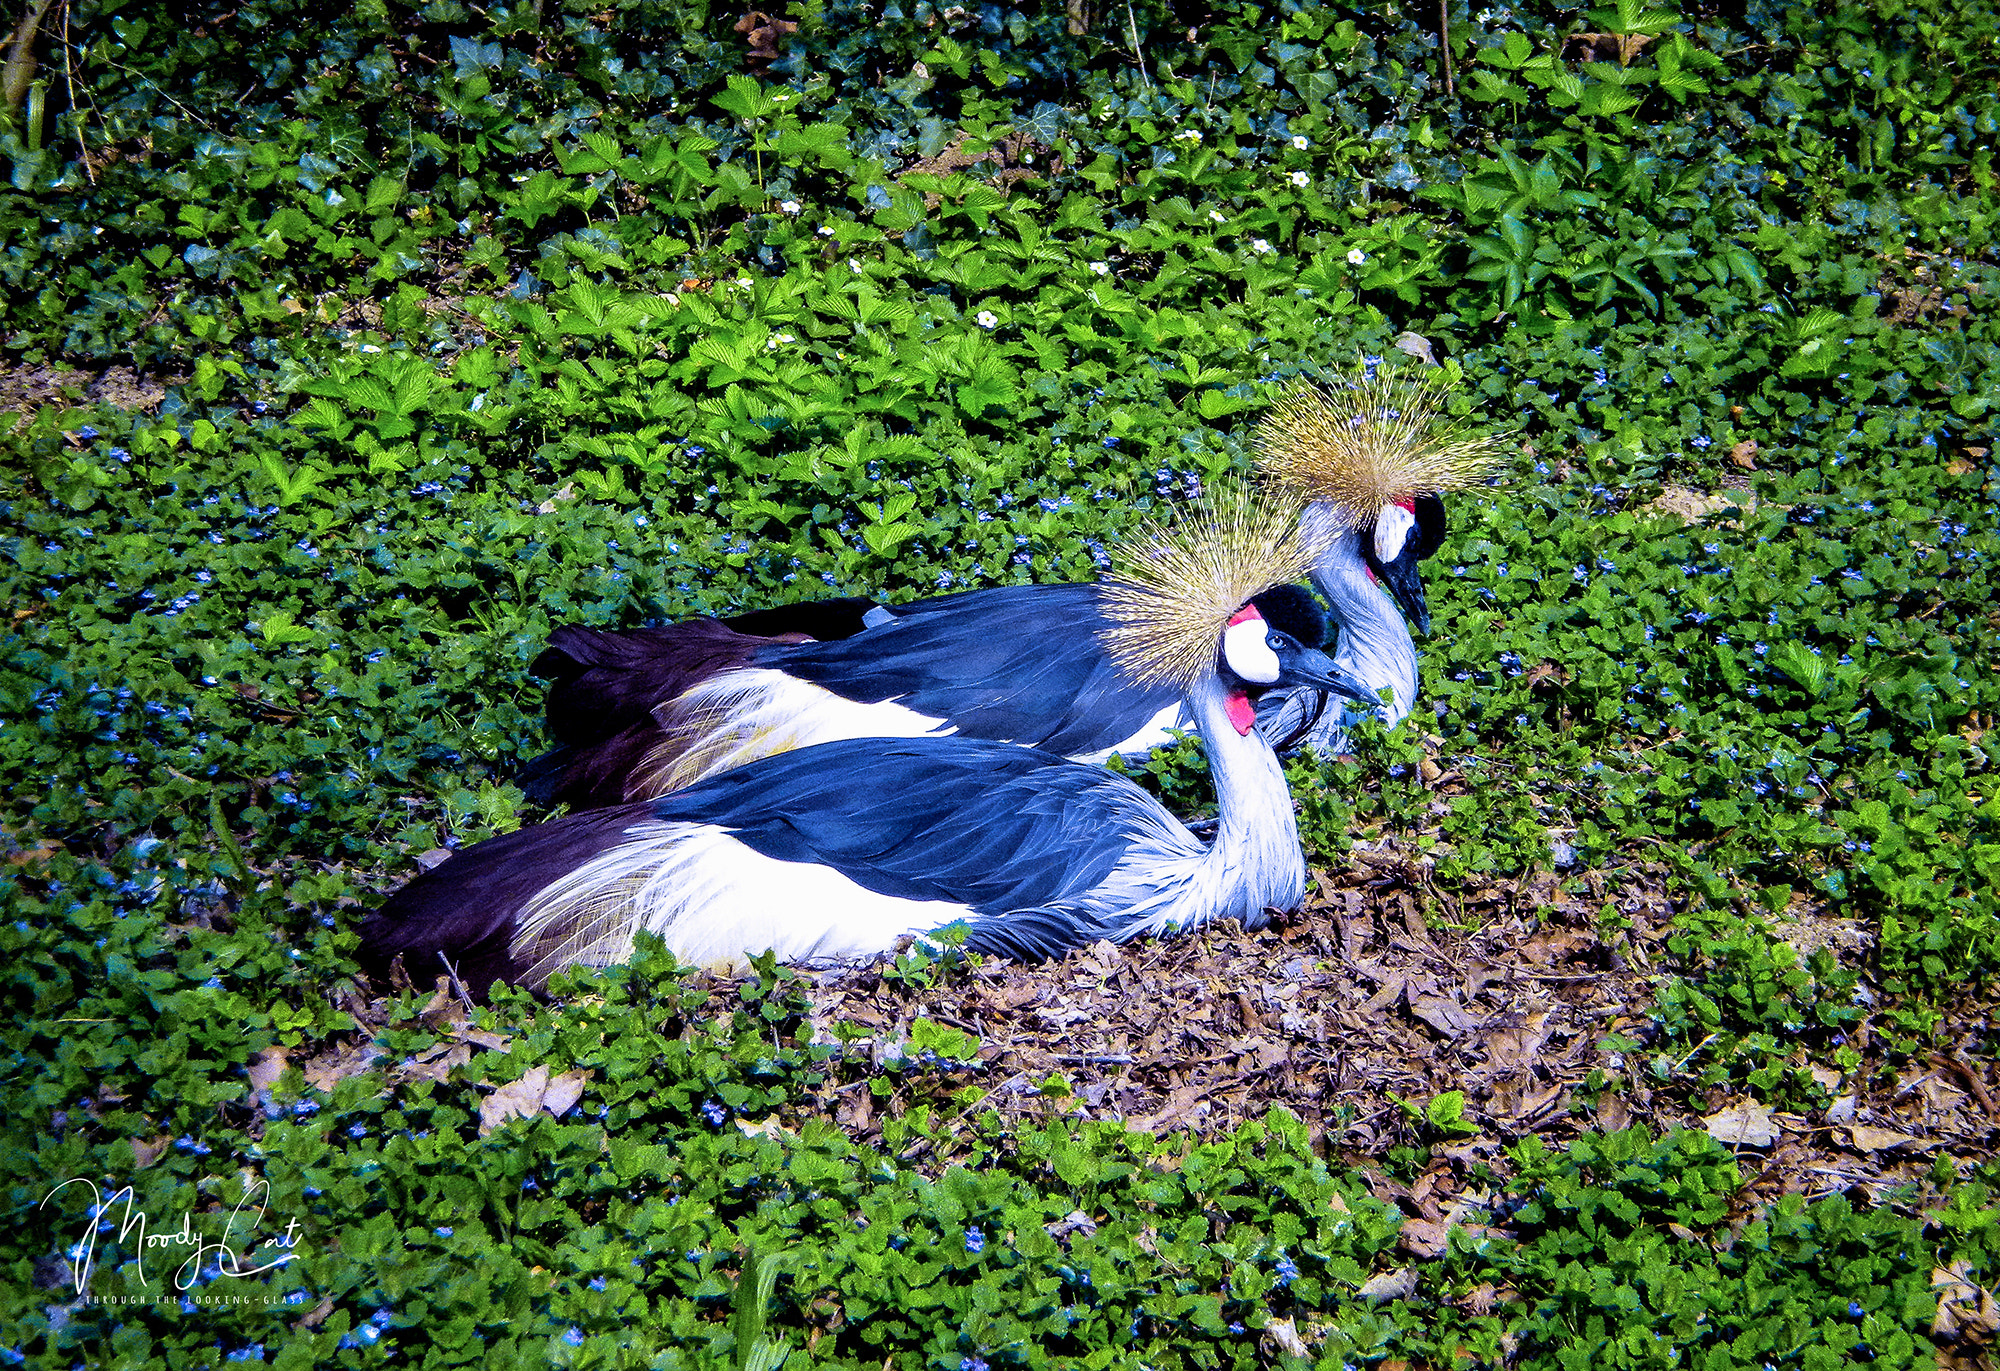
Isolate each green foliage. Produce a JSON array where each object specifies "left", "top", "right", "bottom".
[{"left": 1, "top": 0, "right": 1997, "bottom": 1366}]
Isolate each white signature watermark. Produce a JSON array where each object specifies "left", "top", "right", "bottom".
[{"left": 41, "top": 1177, "right": 302, "bottom": 1295}]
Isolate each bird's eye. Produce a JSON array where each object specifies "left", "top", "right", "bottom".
[{"left": 1267, "top": 632, "right": 1286, "bottom": 651}]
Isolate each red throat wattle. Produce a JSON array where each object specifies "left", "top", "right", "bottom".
[
  {"left": 1226, "top": 690, "right": 1257, "bottom": 735},
  {"left": 1225, "top": 604, "right": 1264, "bottom": 732}
]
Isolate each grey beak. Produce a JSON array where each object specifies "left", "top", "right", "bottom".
[
  {"left": 1375, "top": 552, "right": 1432, "bottom": 636},
  {"left": 1278, "top": 645, "right": 1381, "bottom": 708}
]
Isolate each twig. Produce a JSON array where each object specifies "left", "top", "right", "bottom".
[
  {"left": 438, "top": 953, "right": 479, "bottom": 1016},
  {"left": 1931, "top": 1053, "right": 2000, "bottom": 1122},
  {"left": 1123, "top": 2, "right": 1150, "bottom": 93},
  {"left": 1438, "top": 0, "right": 1455, "bottom": 96},
  {"left": 57, "top": 1, "right": 94, "bottom": 183}
]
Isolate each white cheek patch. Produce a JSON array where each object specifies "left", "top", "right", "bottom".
[
  {"left": 1222, "top": 618, "right": 1281, "bottom": 684},
  {"left": 1373, "top": 502, "right": 1415, "bottom": 564}
]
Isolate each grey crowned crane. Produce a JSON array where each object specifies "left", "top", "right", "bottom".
[
  {"left": 360, "top": 489, "right": 1367, "bottom": 996},
  {"left": 516, "top": 365, "right": 1507, "bottom": 809},
  {"left": 518, "top": 580, "right": 1331, "bottom": 808},
  {"left": 1250, "top": 366, "right": 1513, "bottom": 753}
]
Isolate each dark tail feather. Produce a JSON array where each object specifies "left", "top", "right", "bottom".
[
  {"left": 720, "top": 595, "right": 881, "bottom": 642},
  {"left": 357, "top": 807, "right": 649, "bottom": 1001},
  {"left": 515, "top": 724, "right": 669, "bottom": 810},
  {"left": 515, "top": 743, "right": 576, "bottom": 808},
  {"left": 534, "top": 620, "right": 764, "bottom": 747}
]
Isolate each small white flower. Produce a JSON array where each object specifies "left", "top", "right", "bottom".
[
  {"left": 779, "top": 199, "right": 800, "bottom": 214},
  {"left": 1175, "top": 129, "right": 1201, "bottom": 142},
  {"left": 736, "top": 276, "right": 754, "bottom": 287},
  {"left": 1289, "top": 171, "right": 1311, "bottom": 188},
  {"left": 817, "top": 225, "right": 835, "bottom": 237},
  {"left": 1347, "top": 247, "right": 1368, "bottom": 266},
  {"left": 975, "top": 310, "right": 999, "bottom": 329},
  {"left": 1089, "top": 261, "right": 1110, "bottom": 276},
  {"left": 849, "top": 258, "right": 863, "bottom": 273},
  {"left": 1251, "top": 239, "right": 1273, "bottom": 255},
  {"left": 1292, "top": 135, "right": 1310, "bottom": 150},
  {"left": 1207, "top": 209, "right": 1227, "bottom": 224}
]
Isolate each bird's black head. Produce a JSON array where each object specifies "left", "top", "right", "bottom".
[
  {"left": 1217, "top": 601, "right": 1381, "bottom": 736},
  {"left": 1361, "top": 493, "right": 1447, "bottom": 635},
  {"left": 1247, "top": 582, "right": 1330, "bottom": 651}
]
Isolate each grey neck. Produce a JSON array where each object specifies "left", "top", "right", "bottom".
[
  {"left": 1183, "top": 672, "right": 1307, "bottom": 919},
  {"left": 1304, "top": 502, "right": 1419, "bottom": 726}
]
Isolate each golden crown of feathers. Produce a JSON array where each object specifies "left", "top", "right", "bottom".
[
  {"left": 1252, "top": 361, "right": 1514, "bottom": 528},
  {"left": 1098, "top": 482, "right": 1331, "bottom": 689}
]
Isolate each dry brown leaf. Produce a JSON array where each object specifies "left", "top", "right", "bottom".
[
  {"left": 1398, "top": 1218, "right": 1450, "bottom": 1259},
  {"left": 479, "top": 1066, "right": 550, "bottom": 1137},
  {"left": 247, "top": 1047, "right": 289, "bottom": 1098},
  {"left": 129, "top": 1134, "right": 171, "bottom": 1170},
  {"left": 303, "top": 1043, "right": 386, "bottom": 1093},
  {"left": 735, "top": 1113, "right": 792, "bottom": 1140},
  {"left": 1462, "top": 1282, "right": 1514, "bottom": 1316},
  {"left": 1729, "top": 440, "right": 1759, "bottom": 470},
  {"left": 1933, "top": 1262, "right": 2000, "bottom": 1343},
  {"left": 543, "top": 1069, "right": 592, "bottom": 1118},
  {"left": 1265, "top": 1315, "right": 1311, "bottom": 1357},
  {"left": 1410, "top": 996, "right": 1485, "bottom": 1037},
  {"left": 1045, "top": 1210, "right": 1098, "bottom": 1241},
  {"left": 1358, "top": 1268, "right": 1419, "bottom": 1303},
  {"left": 1595, "top": 1092, "right": 1632, "bottom": 1133},
  {"left": 1703, "top": 1100, "right": 1780, "bottom": 1148},
  {"left": 1846, "top": 1123, "right": 1929, "bottom": 1152},
  {"left": 1393, "top": 332, "right": 1437, "bottom": 366}
]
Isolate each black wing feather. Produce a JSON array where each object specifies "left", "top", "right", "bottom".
[{"left": 368, "top": 737, "right": 1180, "bottom": 994}]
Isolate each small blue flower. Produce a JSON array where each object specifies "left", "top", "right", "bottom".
[
  {"left": 434, "top": 1226, "right": 454, "bottom": 1238},
  {"left": 964, "top": 1226, "right": 985, "bottom": 1255},
  {"left": 77, "top": 425, "right": 99, "bottom": 441},
  {"left": 563, "top": 1328, "right": 585, "bottom": 1347},
  {"left": 1274, "top": 1253, "right": 1300, "bottom": 1286},
  {"left": 701, "top": 1100, "right": 728, "bottom": 1127}
]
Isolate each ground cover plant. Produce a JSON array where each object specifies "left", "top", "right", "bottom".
[{"left": 1, "top": 0, "right": 1998, "bottom": 1365}]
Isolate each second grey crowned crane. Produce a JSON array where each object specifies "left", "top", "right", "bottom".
[
  {"left": 358, "top": 488, "right": 1368, "bottom": 996},
  {"left": 1251, "top": 364, "right": 1513, "bottom": 753}
]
